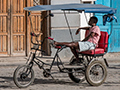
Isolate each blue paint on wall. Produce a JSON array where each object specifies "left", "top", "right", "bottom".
[{"left": 95, "top": 0, "right": 120, "bottom": 52}]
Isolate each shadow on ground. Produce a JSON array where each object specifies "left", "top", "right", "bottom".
[{"left": 0, "top": 69, "right": 120, "bottom": 89}]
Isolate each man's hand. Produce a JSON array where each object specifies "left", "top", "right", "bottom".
[
  {"left": 76, "top": 27, "right": 90, "bottom": 35},
  {"left": 90, "top": 32, "right": 96, "bottom": 38},
  {"left": 76, "top": 28, "right": 80, "bottom": 35}
]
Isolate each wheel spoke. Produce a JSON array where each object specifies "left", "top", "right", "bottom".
[
  {"left": 85, "top": 61, "right": 107, "bottom": 86},
  {"left": 13, "top": 65, "right": 34, "bottom": 88}
]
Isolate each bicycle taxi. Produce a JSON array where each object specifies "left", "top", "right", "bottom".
[{"left": 13, "top": 3, "right": 117, "bottom": 88}]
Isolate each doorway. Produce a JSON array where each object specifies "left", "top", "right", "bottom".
[{"left": 0, "top": 0, "right": 49, "bottom": 56}]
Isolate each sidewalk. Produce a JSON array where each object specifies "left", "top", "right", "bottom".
[
  {"left": 0, "top": 53, "right": 120, "bottom": 67},
  {"left": 0, "top": 56, "right": 26, "bottom": 67}
]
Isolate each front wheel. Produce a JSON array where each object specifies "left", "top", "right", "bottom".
[
  {"left": 85, "top": 60, "right": 107, "bottom": 86},
  {"left": 13, "top": 64, "right": 34, "bottom": 88}
]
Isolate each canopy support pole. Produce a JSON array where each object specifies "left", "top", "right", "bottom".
[
  {"left": 63, "top": 11, "right": 74, "bottom": 42},
  {"left": 28, "top": 12, "right": 34, "bottom": 33},
  {"left": 83, "top": 11, "right": 88, "bottom": 23},
  {"left": 80, "top": 0, "right": 83, "bottom": 3},
  {"left": 28, "top": 11, "right": 43, "bottom": 36}
]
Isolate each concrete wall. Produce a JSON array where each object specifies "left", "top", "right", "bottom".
[{"left": 50, "top": 0, "right": 95, "bottom": 60}]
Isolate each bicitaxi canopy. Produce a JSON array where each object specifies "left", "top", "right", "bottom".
[
  {"left": 24, "top": 3, "right": 117, "bottom": 41},
  {"left": 24, "top": 3, "right": 116, "bottom": 14}
]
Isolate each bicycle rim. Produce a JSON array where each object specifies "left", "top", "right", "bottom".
[{"left": 13, "top": 65, "right": 34, "bottom": 88}]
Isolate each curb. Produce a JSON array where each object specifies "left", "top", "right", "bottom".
[{"left": 0, "top": 53, "right": 120, "bottom": 67}]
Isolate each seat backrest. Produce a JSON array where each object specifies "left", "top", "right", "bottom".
[
  {"left": 98, "top": 31, "right": 109, "bottom": 52},
  {"left": 85, "top": 30, "right": 109, "bottom": 52}
]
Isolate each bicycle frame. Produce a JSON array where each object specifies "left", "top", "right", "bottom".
[
  {"left": 13, "top": 4, "right": 116, "bottom": 88},
  {"left": 26, "top": 43, "right": 75, "bottom": 77}
]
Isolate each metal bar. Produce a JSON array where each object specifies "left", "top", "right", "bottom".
[
  {"left": 49, "top": 49, "right": 59, "bottom": 70},
  {"left": 80, "top": 0, "right": 83, "bottom": 3},
  {"left": 63, "top": 10, "right": 74, "bottom": 41},
  {"left": 104, "top": 58, "right": 109, "bottom": 67},
  {"left": 57, "top": 54, "right": 64, "bottom": 69},
  {"left": 83, "top": 11, "right": 88, "bottom": 23},
  {"left": 28, "top": 12, "right": 34, "bottom": 32}
]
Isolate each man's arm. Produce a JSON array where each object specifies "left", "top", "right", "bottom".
[
  {"left": 82, "top": 32, "right": 95, "bottom": 41},
  {"left": 76, "top": 27, "right": 90, "bottom": 35}
]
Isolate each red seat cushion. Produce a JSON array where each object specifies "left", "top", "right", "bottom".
[
  {"left": 80, "top": 48, "right": 104, "bottom": 55},
  {"left": 79, "top": 31, "right": 108, "bottom": 55}
]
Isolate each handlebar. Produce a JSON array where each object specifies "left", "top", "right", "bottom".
[
  {"left": 47, "top": 37, "right": 66, "bottom": 49},
  {"left": 30, "top": 32, "right": 41, "bottom": 45},
  {"left": 48, "top": 37, "right": 54, "bottom": 40},
  {"left": 30, "top": 32, "right": 54, "bottom": 46},
  {"left": 29, "top": 12, "right": 55, "bottom": 53},
  {"left": 30, "top": 32, "right": 66, "bottom": 50},
  {"left": 30, "top": 32, "right": 37, "bottom": 37}
]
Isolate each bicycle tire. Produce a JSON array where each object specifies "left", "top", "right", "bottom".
[
  {"left": 68, "top": 69, "right": 85, "bottom": 83},
  {"left": 85, "top": 60, "right": 107, "bottom": 86},
  {"left": 13, "top": 64, "right": 34, "bottom": 88}
]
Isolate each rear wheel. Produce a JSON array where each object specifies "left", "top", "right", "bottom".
[
  {"left": 13, "top": 65, "right": 34, "bottom": 88},
  {"left": 85, "top": 60, "right": 107, "bottom": 86},
  {"left": 68, "top": 69, "right": 85, "bottom": 83},
  {"left": 68, "top": 56, "right": 86, "bottom": 83}
]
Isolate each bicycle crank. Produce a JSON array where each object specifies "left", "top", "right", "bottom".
[{"left": 43, "top": 69, "right": 51, "bottom": 78}]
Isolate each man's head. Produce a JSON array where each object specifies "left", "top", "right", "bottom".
[{"left": 88, "top": 16, "right": 98, "bottom": 26}]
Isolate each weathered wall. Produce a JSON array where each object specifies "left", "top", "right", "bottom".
[{"left": 50, "top": 0, "right": 95, "bottom": 60}]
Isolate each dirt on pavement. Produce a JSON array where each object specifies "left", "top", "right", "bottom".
[{"left": 0, "top": 62, "right": 120, "bottom": 90}]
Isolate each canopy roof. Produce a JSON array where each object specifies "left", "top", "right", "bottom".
[{"left": 24, "top": 3, "right": 116, "bottom": 14}]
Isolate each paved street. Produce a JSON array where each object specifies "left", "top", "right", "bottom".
[{"left": 0, "top": 54, "right": 120, "bottom": 90}]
